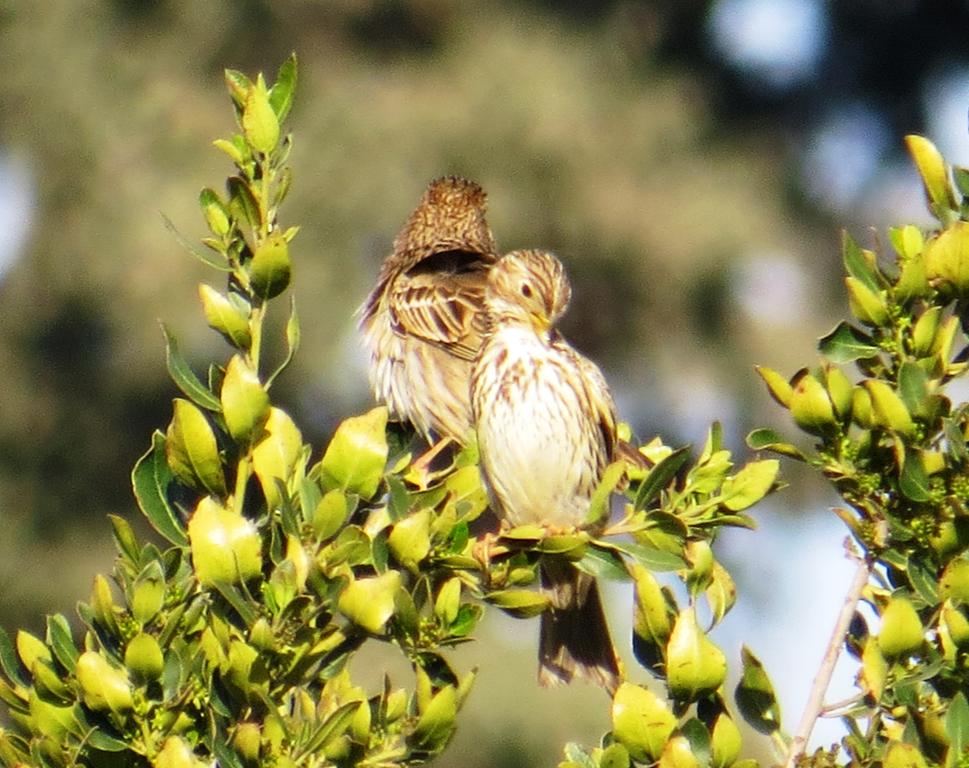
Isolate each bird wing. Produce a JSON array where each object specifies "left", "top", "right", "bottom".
[
  {"left": 388, "top": 267, "right": 488, "bottom": 361},
  {"left": 572, "top": 350, "right": 619, "bottom": 463}
]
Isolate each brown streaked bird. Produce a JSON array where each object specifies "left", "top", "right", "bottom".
[
  {"left": 471, "top": 248, "right": 621, "bottom": 694},
  {"left": 358, "top": 176, "right": 498, "bottom": 444}
]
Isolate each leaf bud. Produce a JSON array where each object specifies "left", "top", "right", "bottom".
[
  {"left": 388, "top": 509, "right": 432, "bottom": 572},
  {"left": 232, "top": 721, "right": 262, "bottom": 763},
  {"left": 845, "top": 276, "right": 889, "bottom": 326},
  {"left": 789, "top": 371, "right": 836, "bottom": 435},
  {"left": 75, "top": 651, "right": 133, "bottom": 713},
  {"left": 16, "top": 631, "right": 51, "bottom": 672},
  {"left": 131, "top": 566, "right": 166, "bottom": 625},
  {"left": 249, "top": 234, "right": 291, "bottom": 300},
  {"left": 199, "top": 284, "right": 251, "bottom": 350},
  {"left": 941, "top": 600, "right": 969, "bottom": 651},
  {"left": 940, "top": 558, "right": 969, "bottom": 604},
  {"left": 155, "top": 735, "right": 205, "bottom": 768},
  {"left": 865, "top": 381, "right": 916, "bottom": 438},
  {"left": 851, "top": 386, "right": 873, "bottom": 428},
  {"left": 666, "top": 608, "right": 727, "bottom": 701},
  {"left": 883, "top": 741, "right": 929, "bottom": 768},
  {"left": 337, "top": 572, "right": 402, "bottom": 633},
  {"left": 221, "top": 356, "right": 270, "bottom": 444},
  {"left": 125, "top": 632, "right": 164, "bottom": 682},
  {"left": 754, "top": 366, "right": 793, "bottom": 408},
  {"left": 925, "top": 222, "right": 969, "bottom": 296},
  {"left": 823, "top": 365, "right": 853, "bottom": 421},
  {"left": 905, "top": 134, "right": 955, "bottom": 214},
  {"left": 877, "top": 597, "right": 924, "bottom": 658},
  {"left": 710, "top": 712, "right": 742, "bottom": 768},
  {"left": 611, "top": 682, "right": 677, "bottom": 762},
  {"left": 659, "top": 736, "right": 700, "bottom": 768},
  {"left": 188, "top": 496, "right": 263, "bottom": 587},
  {"left": 912, "top": 306, "right": 942, "bottom": 357}
]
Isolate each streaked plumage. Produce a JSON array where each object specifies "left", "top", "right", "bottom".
[
  {"left": 471, "top": 249, "right": 621, "bottom": 694},
  {"left": 358, "top": 177, "right": 497, "bottom": 443}
]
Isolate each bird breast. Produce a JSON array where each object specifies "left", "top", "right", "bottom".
[{"left": 472, "top": 326, "right": 604, "bottom": 529}]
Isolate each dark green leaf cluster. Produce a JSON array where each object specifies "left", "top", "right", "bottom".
[{"left": 753, "top": 135, "right": 969, "bottom": 767}]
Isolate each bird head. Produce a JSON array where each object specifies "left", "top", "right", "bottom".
[{"left": 485, "top": 249, "right": 572, "bottom": 335}]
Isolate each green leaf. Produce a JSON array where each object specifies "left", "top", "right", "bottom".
[
  {"left": 319, "top": 407, "right": 388, "bottom": 500},
  {"left": 860, "top": 638, "right": 887, "bottom": 701},
  {"left": 899, "top": 449, "right": 932, "bottom": 503},
  {"left": 909, "top": 558, "right": 940, "bottom": 606},
  {"left": 199, "top": 187, "right": 230, "bottom": 237},
  {"left": 269, "top": 53, "right": 297, "bottom": 123},
  {"left": 300, "top": 701, "right": 359, "bottom": 758},
  {"left": 45, "top": 615, "right": 77, "bottom": 672},
  {"left": 609, "top": 541, "right": 685, "bottom": 571},
  {"left": 267, "top": 296, "right": 300, "bottom": 387},
  {"left": 599, "top": 743, "right": 631, "bottom": 768},
  {"left": 866, "top": 380, "right": 916, "bottom": 438},
  {"left": 720, "top": 459, "right": 779, "bottom": 511},
  {"left": 842, "top": 230, "right": 882, "bottom": 293},
  {"left": 945, "top": 692, "right": 969, "bottom": 766},
  {"left": 224, "top": 68, "right": 252, "bottom": 107},
  {"left": 227, "top": 175, "right": 261, "bottom": 229},
  {"left": 109, "top": 514, "right": 141, "bottom": 564},
  {"left": 944, "top": 417, "right": 968, "bottom": 464},
  {"left": 586, "top": 461, "right": 626, "bottom": 525},
  {"left": 633, "top": 445, "right": 691, "bottom": 511},
  {"left": 313, "top": 489, "right": 349, "bottom": 542},
  {"left": 485, "top": 589, "right": 549, "bottom": 618},
  {"left": 411, "top": 685, "right": 457, "bottom": 752},
  {"left": 576, "top": 545, "right": 632, "bottom": 581},
  {"left": 132, "top": 431, "right": 187, "bottom": 546},
  {"left": 846, "top": 275, "right": 889, "bottom": 326},
  {"left": 0, "top": 628, "right": 27, "bottom": 689},
  {"left": 162, "top": 325, "right": 222, "bottom": 411},
  {"left": 611, "top": 682, "right": 677, "bottom": 762},
  {"left": 706, "top": 561, "right": 737, "bottom": 625},
  {"left": 166, "top": 398, "right": 226, "bottom": 496},
  {"left": 735, "top": 646, "right": 781, "bottom": 735},
  {"left": 161, "top": 212, "right": 232, "bottom": 272},
  {"left": 818, "top": 321, "right": 880, "bottom": 363},
  {"left": 745, "top": 428, "right": 805, "bottom": 460},
  {"left": 198, "top": 284, "right": 251, "bottom": 350},
  {"left": 84, "top": 728, "right": 130, "bottom": 752},
  {"left": 631, "top": 563, "right": 673, "bottom": 646},
  {"left": 898, "top": 361, "right": 930, "bottom": 416}
]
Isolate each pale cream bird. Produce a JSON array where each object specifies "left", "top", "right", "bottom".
[
  {"left": 471, "top": 248, "right": 621, "bottom": 694},
  {"left": 358, "top": 176, "right": 497, "bottom": 445}
]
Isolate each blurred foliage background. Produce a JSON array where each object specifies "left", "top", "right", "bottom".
[{"left": 1, "top": 0, "right": 968, "bottom": 764}]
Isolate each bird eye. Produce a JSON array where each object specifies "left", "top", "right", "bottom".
[{"left": 520, "top": 282, "right": 533, "bottom": 298}]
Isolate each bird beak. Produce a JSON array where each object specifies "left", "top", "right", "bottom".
[{"left": 529, "top": 311, "right": 551, "bottom": 334}]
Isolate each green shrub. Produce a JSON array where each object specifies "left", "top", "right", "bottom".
[{"left": 0, "top": 55, "right": 967, "bottom": 768}]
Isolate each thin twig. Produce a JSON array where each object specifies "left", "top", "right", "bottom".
[{"left": 782, "top": 550, "right": 871, "bottom": 768}]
